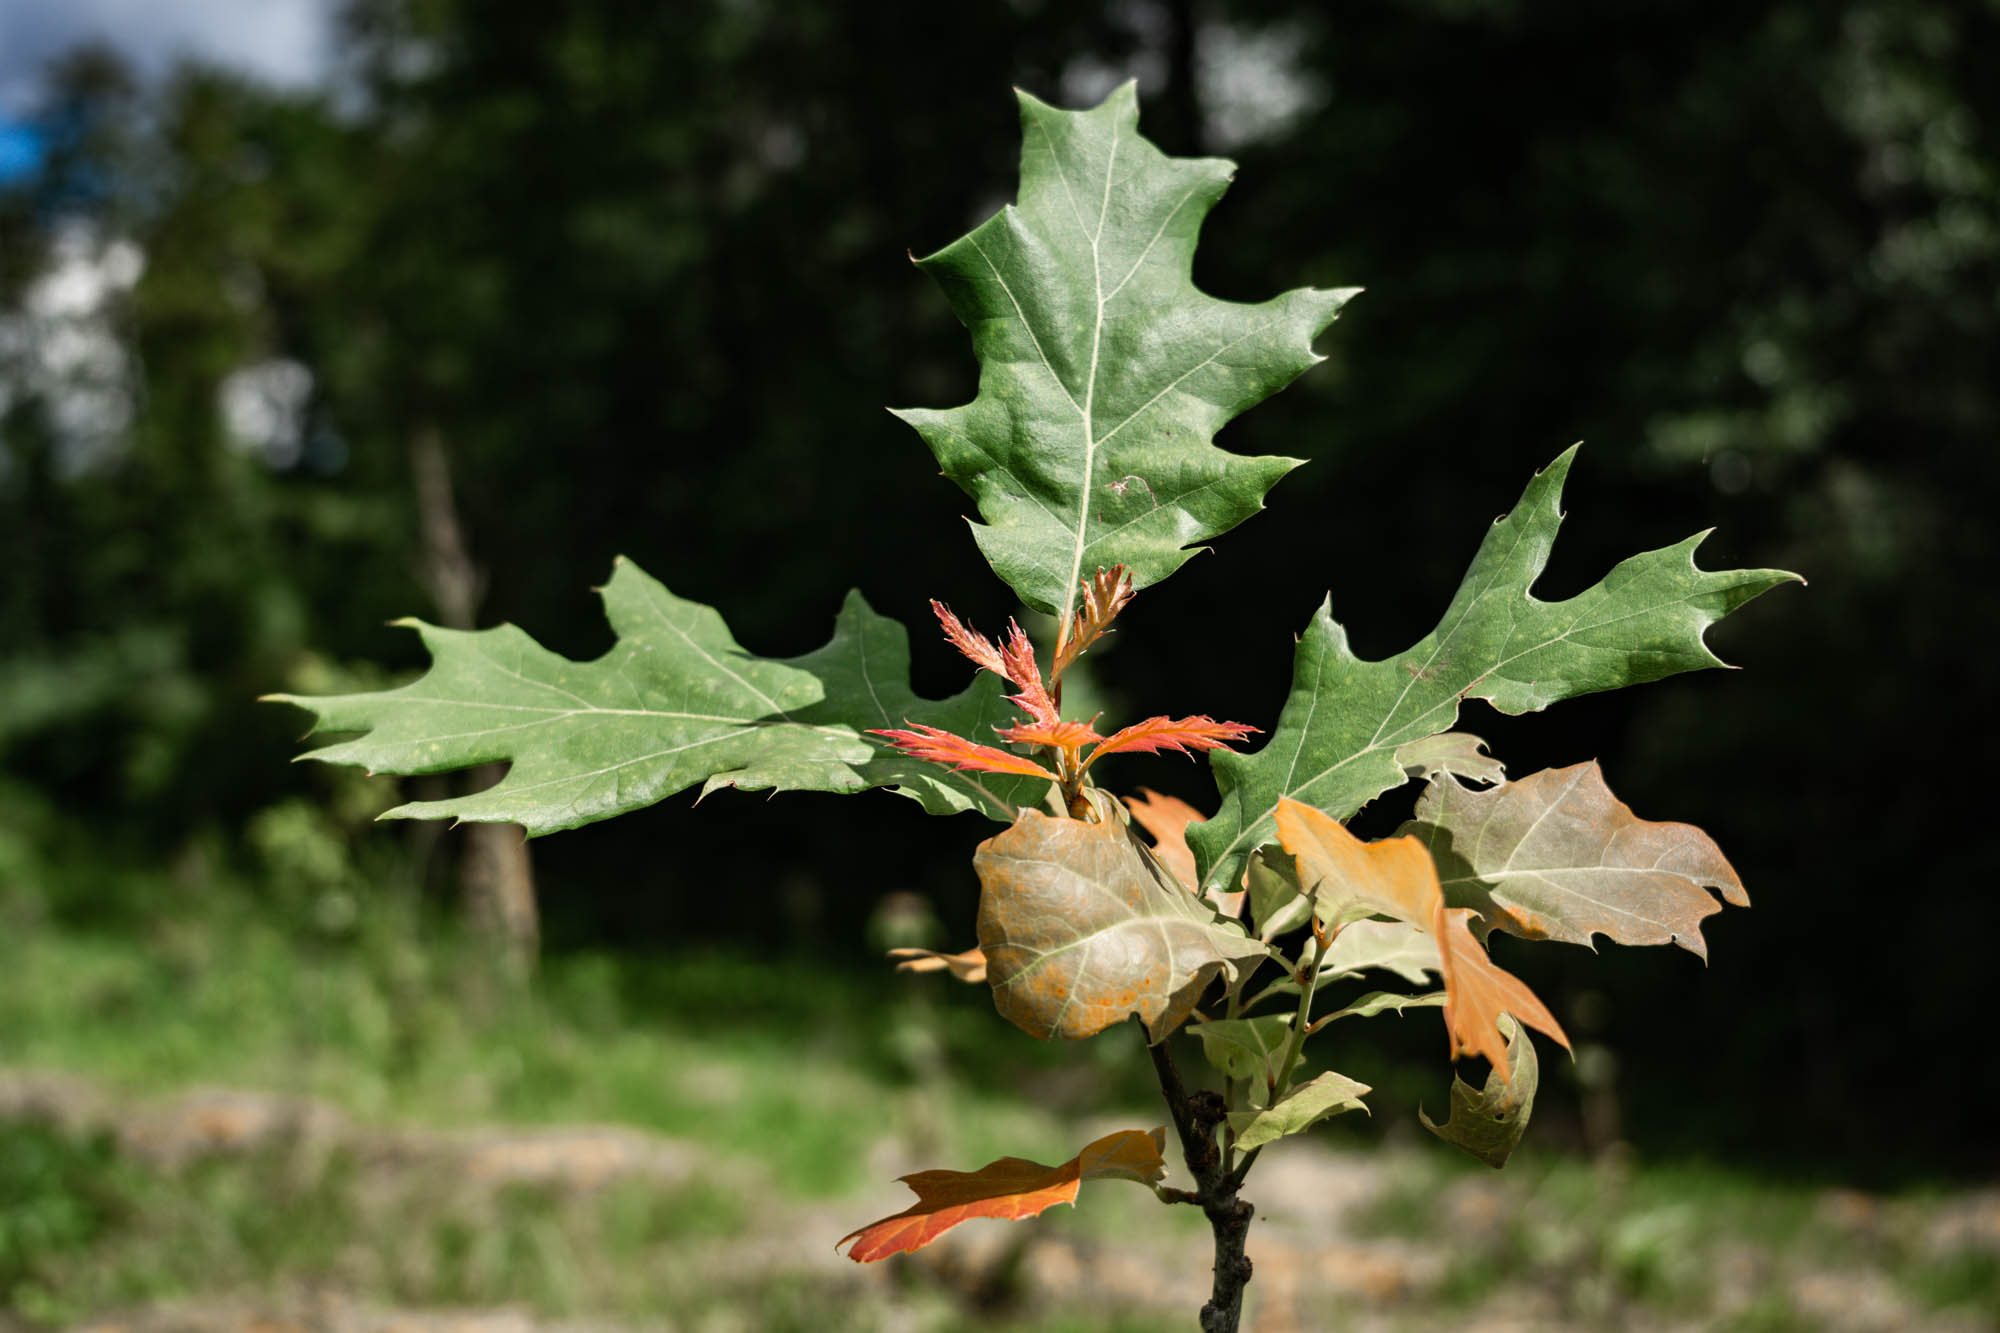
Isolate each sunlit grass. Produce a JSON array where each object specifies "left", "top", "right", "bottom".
[{"left": 4, "top": 890, "right": 1994, "bottom": 1331}]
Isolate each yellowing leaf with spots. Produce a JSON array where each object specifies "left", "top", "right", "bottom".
[{"left": 975, "top": 810, "right": 1267, "bottom": 1042}]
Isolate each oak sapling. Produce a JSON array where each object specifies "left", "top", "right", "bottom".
[{"left": 270, "top": 82, "right": 1800, "bottom": 1332}]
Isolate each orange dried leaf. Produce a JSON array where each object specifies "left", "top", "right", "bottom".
[
  {"left": 839, "top": 1127, "right": 1167, "bottom": 1263},
  {"left": 888, "top": 946, "right": 988, "bottom": 983},
  {"left": 930, "top": 600, "right": 1008, "bottom": 678},
  {"left": 1275, "top": 798, "right": 1443, "bottom": 926},
  {"left": 1123, "top": 788, "right": 1203, "bottom": 892},
  {"left": 1277, "top": 798, "right": 1566, "bottom": 1082},
  {"left": 1089, "top": 716, "right": 1259, "bottom": 763},
  {"left": 1054, "top": 565, "right": 1136, "bottom": 674},
  {"left": 1434, "top": 903, "right": 1570, "bottom": 1080},
  {"left": 870, "top": 724, "right": 1059, "bottom": 781}
]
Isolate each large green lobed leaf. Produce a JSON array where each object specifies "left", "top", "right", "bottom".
[
  {"left": 268, "top": 558, "right": 1046, "bottom": 835},
  {"left": 897, "top": 82, "right": 1355, "bottom": 629},
  {"left": 1189, "top": 448, "right": 1801, "bottom": 889}
]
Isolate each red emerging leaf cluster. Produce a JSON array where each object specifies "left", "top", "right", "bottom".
[{"left": 870, "top": 567, "right": 1257, "bottom": 792}]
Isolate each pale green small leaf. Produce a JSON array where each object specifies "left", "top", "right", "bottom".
[
  {"left": 1420, "top": 1014, "right": 1539, "bottom": 1168},
  {"left": 269, "top": 559, "right": 1046, "bottom": 835},
  {"left": 1324, "top": 990, "right": 1447, "bottom": 1023},
  {"left": 1245, "top": 846, "right": 1312, "bottom": 941},
  {"left": 1405, "top": 762, "right": 1748, "bottom": 959},
  {"left": 1395, "top": 731, "right": 1505, "bottom": 786},
  {"left": 1318, "top": 920, "right": 1442, "bottom": 986},
  {"left": 1227, "top": 1071, "right": 1371, "bottom": 1150},
  {"left": 897, "top": 82, "right": 1355, "bottom": 630},
  {"left": 1190, "top": 1015, "right": 1293, "bottom": 1090},
  {"left": 1191, "top": 448, "right": 1801, "bottom": 889}
]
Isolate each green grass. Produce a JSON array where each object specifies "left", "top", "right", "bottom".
[
  {"left": 0, "top": 890, "right": 1189, "bottom": 1329},
  {"left": 4, "top": 865, "right": 1995, "bottom": 1331},
  {"left": 1348, "top": 1147, "right": 2000, "bottom": 1328}
]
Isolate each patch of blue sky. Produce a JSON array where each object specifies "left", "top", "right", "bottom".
[{"left": 0, "top": 120, "right": 43, "bottom": 183}]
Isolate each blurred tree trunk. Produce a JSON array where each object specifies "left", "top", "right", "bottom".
[{"left": 411, "top": 426, "right": 539, "bottom": 973}]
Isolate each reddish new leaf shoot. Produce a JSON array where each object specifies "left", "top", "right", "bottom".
[
  {"left": 889, "top": 589, "right": 1256, "bottom": 812},
  {"left": 1053, "top": 564, "right": 1136, "bottom": 676},
  {"left": 998, "top": 619, "right": 1059, "bottom": 723},
  {"left": 1088, "top": 716, "right": 1260, "bottom": 765},
  {"left": 869, "top": 723, "right": 1059, "bottom": 781},
  {"left": 930, "top": 600, "right": 1009, "bottom": 679},
  {"left": 929, "top": 599, "right": 1059, "bottom": 723}
]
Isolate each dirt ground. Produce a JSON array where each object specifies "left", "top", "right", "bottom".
[{"left": 4, "top": 1068, "right": 1994, "bottom": 1333}]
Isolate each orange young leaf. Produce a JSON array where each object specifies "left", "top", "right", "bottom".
[
  {"left": 1433, "top": 903, "right": 1570, "bottom": 1079},
  {"left": 1088, "top": 716, "right": 1259, "bottom": 764},
  {"left": 930, "top": 600, "right": 1008, "bottom": 678},
  {"left": 888, "top": 946, "right": 988, "bottom": 983},
  {"left": 870, "top": 724, "right": 1059, "bottom": 781},
  {"left": 1053, "top": 565, "right": 1136, "bottom": 675},
  {"left": 994, "top": 717, "right": 1104, "bottom": 755},
  {"left": 839, "top": 1127, "right": 1167, "bottom": 1262}
]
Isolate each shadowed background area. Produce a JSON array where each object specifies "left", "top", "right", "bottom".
[{"left": 2, "top": 0, "right": 1995, "bottom": 1327}]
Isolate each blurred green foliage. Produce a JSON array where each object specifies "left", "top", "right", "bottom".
[{"left": 2, "top": 0, "right": 1996, "bottom": 1175}]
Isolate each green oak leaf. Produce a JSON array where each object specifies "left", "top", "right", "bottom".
[
  {"left": 1227, "top": 1072, "right": 1371, "bottom": 1151},
  {"left": 1189, "top": 448, "right": 1801, "bottom": 889},
  {"left": 1420, "top": 1014, "right": 1539, "bottom": 1168},
  {"left": 1191, "top": 1015, "right": 1294, "bottom": 1093},
  {"left": 1395, "top": 731, "right": 1505, "bottom": 786},
  {"left": 1245, "top": 846, "right": 1312, "bottom": 941},
  {"left": 267, "top": 558, "right": 1046, "bottom": 835},
  {"left": 1320, "top": 920, "right": 1443, "bottom": 986},
  {"left": 1322, "top": 990, "right": 1447, "bottom": 1023},
  {"left": 896, "top": 81, "right": 1356, "bottom": 632},
  {"left": 1405, "top": 762, "right": 1748, "bottom": 959},
  {"left": 1252, "top": 922, "right": 1441, "bottom": 1010}
]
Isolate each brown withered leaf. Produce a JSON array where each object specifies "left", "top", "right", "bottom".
[
  {"left": 1122, "top": 786, "right": 1201, "bottom": 875},
  {"left": 888, "top": 947, "right": 988, "bottom": 983},
  {"left": 1275, "top": 797, "right": 1442, "bottom": 927},
  {"left": 839, "top": 1127, "right": 1165, "bottom": 1262},
  {"left": 975, "top": 811, "right": 1267, "bottom": 1042},
  {"left": 1276, "top": 797, "right": 1566, "bottom": 1083},
  {"left": 1124, "top": 787, "right": 1245, "bottom": 918},
  {"left": 1406, "top": 763, "right": 1747, "bottom": 959},
  {"left": 1434, "top": 904, "right": 1570, "bottom": 1078}
]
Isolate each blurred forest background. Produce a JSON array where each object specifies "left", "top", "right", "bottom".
[{"left": 2, "top": 0, "right": 1997, "bottom": 1326}]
